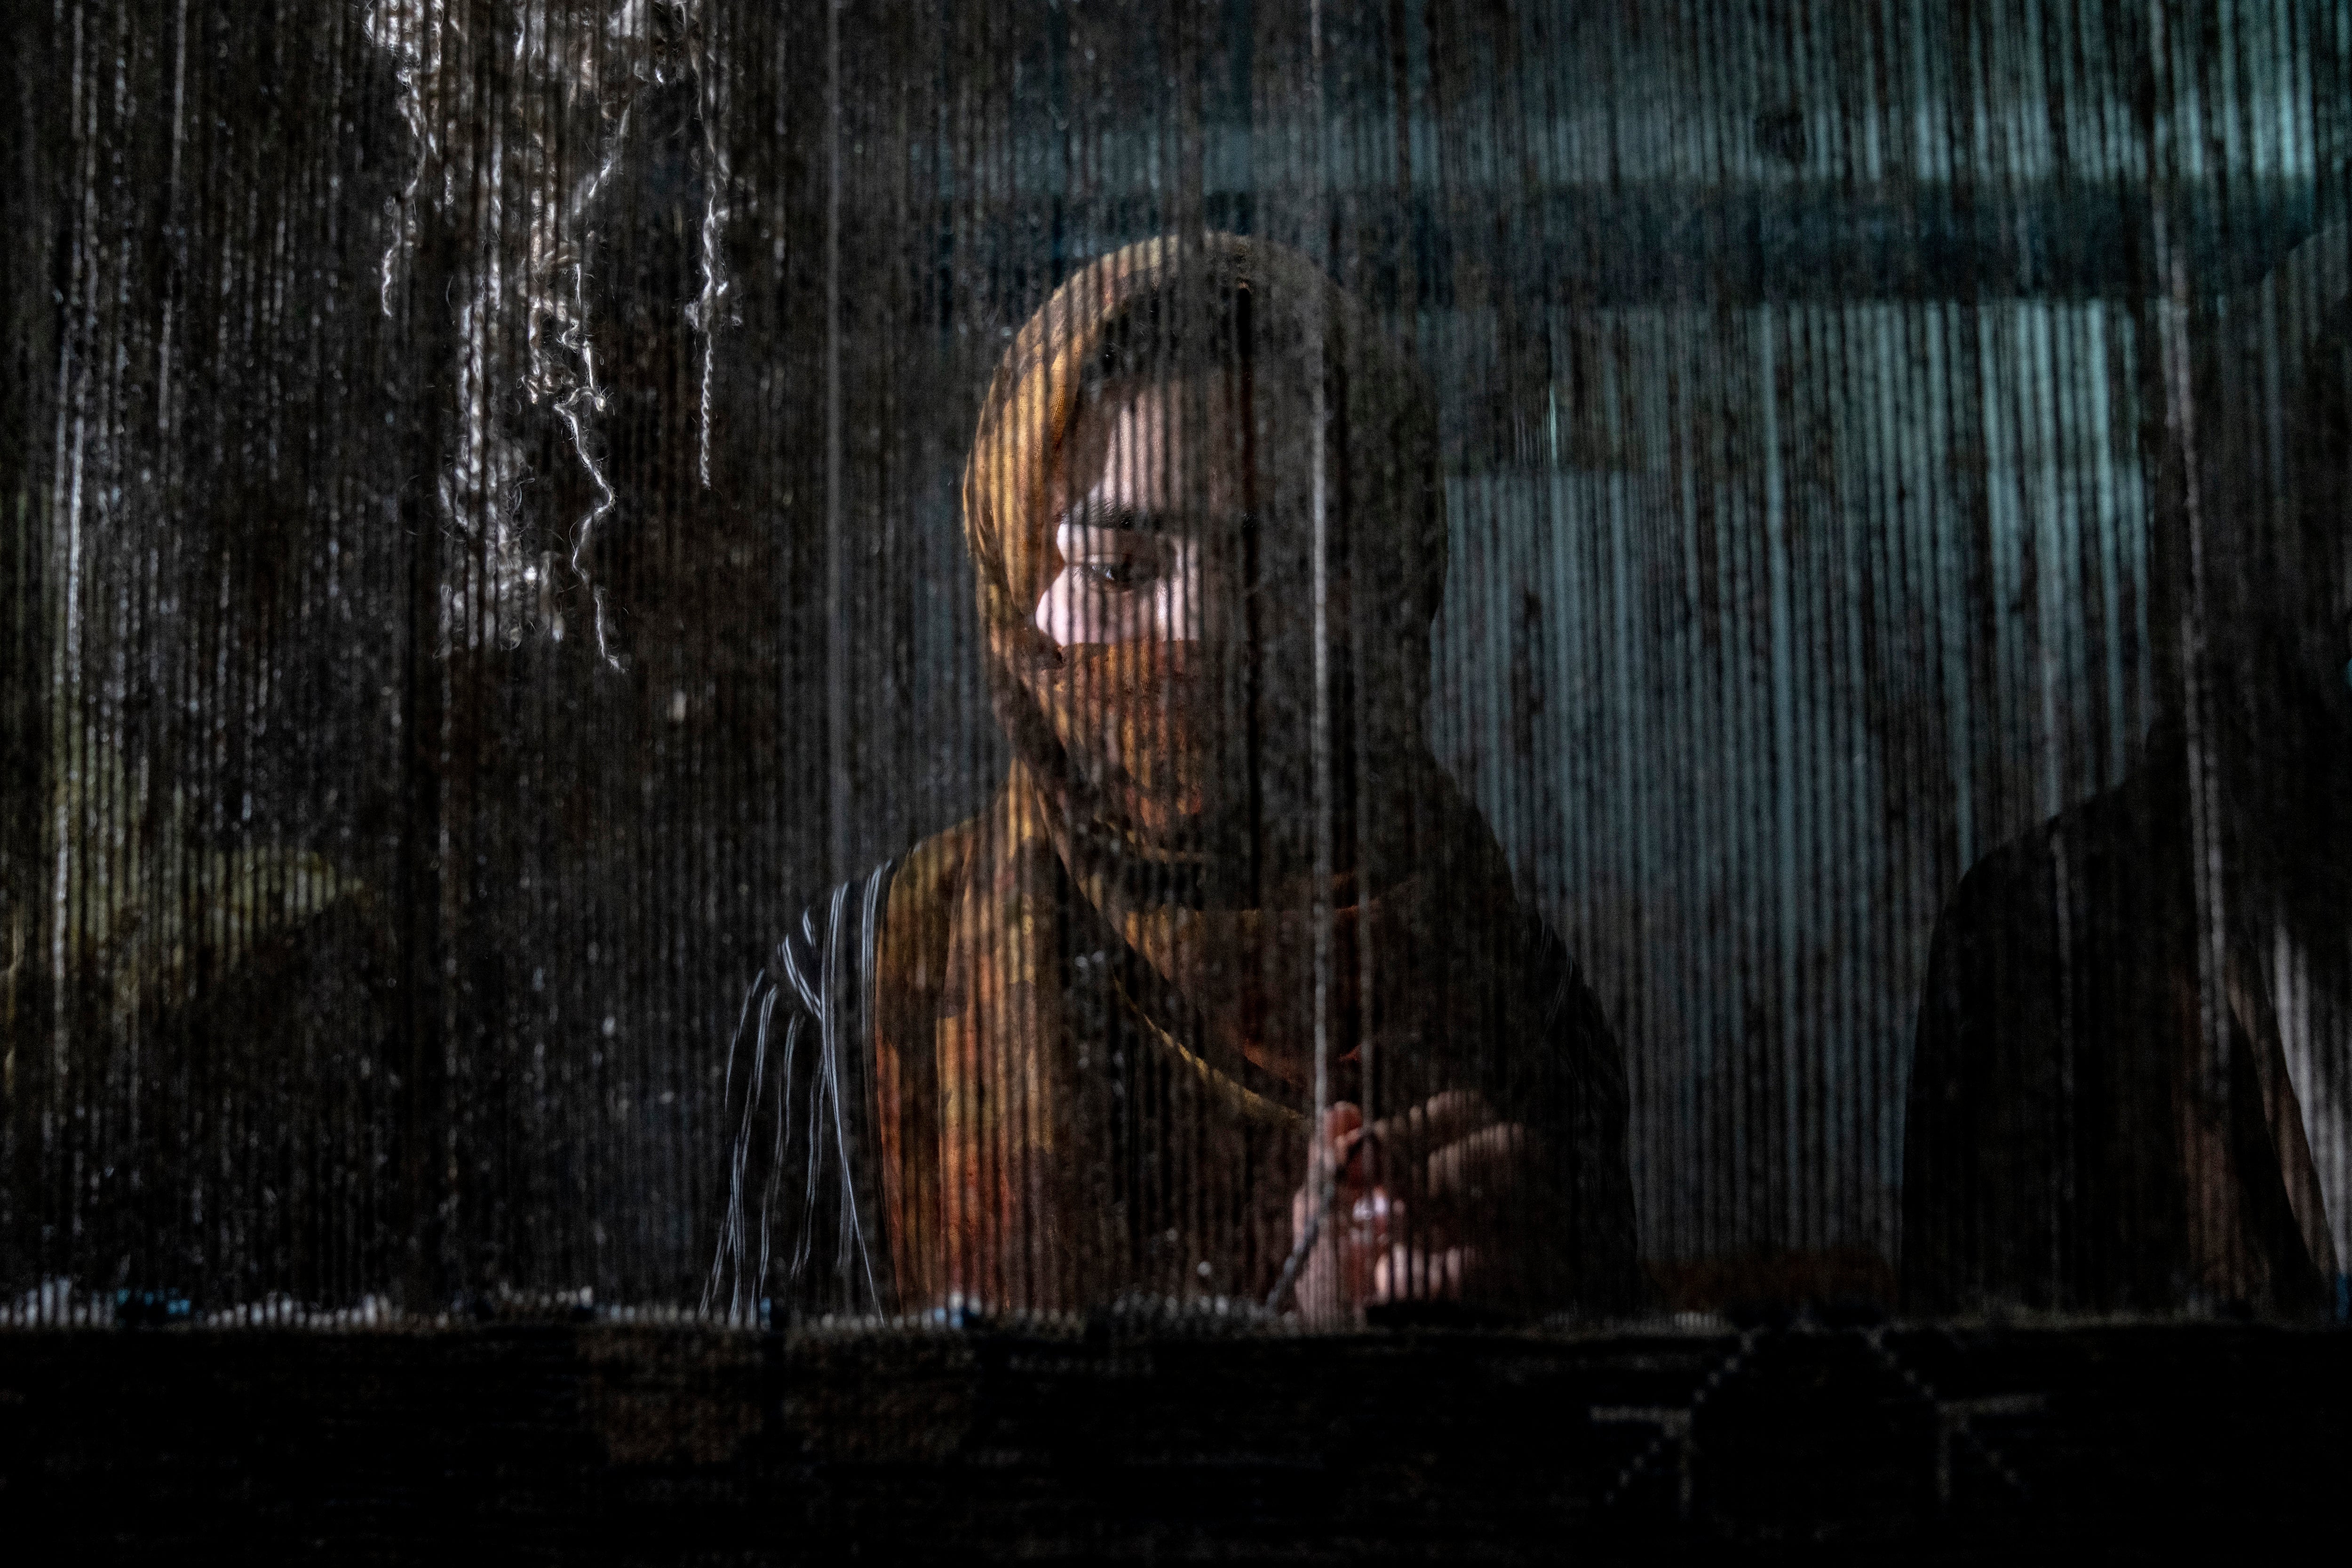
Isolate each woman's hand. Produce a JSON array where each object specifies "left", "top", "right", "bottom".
[{"left": 1287, "top": 1090, "right": 1535, "bottom": 1321}]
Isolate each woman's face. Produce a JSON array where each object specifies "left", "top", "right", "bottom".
[
  {"left": 1033, "top": 379, "right": 1250, "bottom": 649},
  {"left": 1007, "top": 333, "right": 1435, "bottom": 891},
  {"left": 1023, "top": 374, "right": 1303, "bottom": 843}
]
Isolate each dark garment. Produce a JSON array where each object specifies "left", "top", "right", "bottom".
[
  {"left": 706, "top": 806, "right": 1644, "bottom": 1322},
  {"left": 705, "top": 864, "right": 897, "bottom": 1323},
  {"left": 1902, "top": 743, "right": 2336, "bottom": 1315}
]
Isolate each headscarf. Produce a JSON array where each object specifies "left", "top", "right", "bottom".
[{"left": 870, "top": 234, "right": 1636, "bottom": 1314}]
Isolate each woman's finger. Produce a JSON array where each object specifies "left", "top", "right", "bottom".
[
  {"left": 1367, "top": 1088, "right": 1493, "bottom": 1153},
  {"left": 1311, "top": 1100, "right": 1375, "bottom": 1196},
  {"left": 1369, "top": 1244, "right": 1478, "bottom": 1303},
  {"left": 1421, "top": 1121, "right": 1532, "bottom": 1198}
]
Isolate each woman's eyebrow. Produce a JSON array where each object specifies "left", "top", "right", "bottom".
[
  {"left": 1061, "top": 498, "right": 1234, "bottom": 535},
  {"left": 1061, "top": 499, "right": 1161, "bottom": 535}
]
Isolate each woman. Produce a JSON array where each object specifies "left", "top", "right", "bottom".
[
  {"left": 709, "top": 235, "right": 1637, "bottom": 1322},
  {"left": 1902, "top": 288, "right": 2352, "bottom": 1318}
]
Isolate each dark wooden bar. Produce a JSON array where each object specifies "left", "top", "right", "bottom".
[{"left": 2, "top": 1318, "right": 2342, "bottom": 1561}]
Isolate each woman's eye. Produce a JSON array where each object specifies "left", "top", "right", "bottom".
[{"left": 1081, "top": 552, "right": 1157, "bottom": 591}]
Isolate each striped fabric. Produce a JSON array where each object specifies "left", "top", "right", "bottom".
[{"left": 706, "top": 862, "right": 896, "bottom": 1323}]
